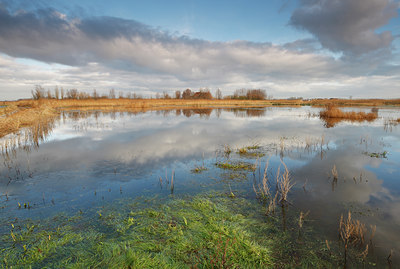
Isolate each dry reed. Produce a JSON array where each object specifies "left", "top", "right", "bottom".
[
  {"left": 339, "top": 211, "right": 369, "bottom": 265},
  {"left": 319, "top": 104, "right": 378, "bottom": 127},
  {"left": 331, "top": 165, "right": 338, "bottom": 181},
  {"left": 276, "top": 161, "right": 294, "bottom": 203},
  {"left": 253, "top": 160, "right": 271, "bottom": 201}
]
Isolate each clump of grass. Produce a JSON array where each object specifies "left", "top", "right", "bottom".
[
  {"left": 253, "top": 159, "right": 294, "bottom": 216},
  {"left": 331, "top": 165, "right": 338, "bottom": 181},
  {"left": 276, "top": 161, "right": 295, "bottom": 204},
  {"left": 253, "top": 160, "right": 271, "bottom": 202},
  {"left": 319, "top": 104, "right": 378, "bottom": 127},
  {"left": 224, "top": 144, "right": 232, "bottom": 157},
  {"left": 237, "top": 147, "right": 248, "bottom": 154},
  {"left": 216, "top": 161, "right": 256, "bottom": 171},
  {"left": 338, "top": 211, "right": 377, "bottom": 267},
  {"left": 191, "top": 166, "right": 207, "bottom": 173},
  {"left": 363, "top": 151, "right": 388, "bottom": 158}
]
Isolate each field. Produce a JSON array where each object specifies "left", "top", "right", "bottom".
[{"left": 1, "top": 98, "right": 400, "bottom": 138}]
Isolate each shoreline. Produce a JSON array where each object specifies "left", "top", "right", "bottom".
[{"left": 1, "top": 98, "right": 400, "bottom": 138}]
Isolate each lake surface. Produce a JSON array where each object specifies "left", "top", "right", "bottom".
[{"left": 1, "top": 106, "right": 400, "bottom": 267}]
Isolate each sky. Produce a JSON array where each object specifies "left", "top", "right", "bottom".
[{"left": 0, "top": 0, "right": 399, "bottom": 100}]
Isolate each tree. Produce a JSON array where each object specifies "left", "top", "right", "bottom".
[
  {"left": 182, "top": 89, "right": 193, "bottom": 99},
  {"left": 67, "top": 89, "right": 78, "bottom": 99},
  {"left": 215, "top": 88, "right": 222, "bottom": 100},
  {"left": 54, "top": 86, "right": 60, "bottom": 99},
  {"left": 163, "top": 91, "right": 171, "bottom": 99},
  {"left": 60, "top": 87, "right": 64, "bottom": 99},
  {"left": 31, "top": 85, "right": 45, "bottom": 100},
  {"left": 109, "top": 89, "right": 116, "bottom": 99},
  {"left": 246, "top": 89, "right": 266, "bottom": 100},
  {"left": 175, "top": 90, "right": 181, "bottom": 99}
]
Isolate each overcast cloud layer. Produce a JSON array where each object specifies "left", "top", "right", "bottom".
[{"left": 0, "top": 2, "right": 399, "bottom": 100}]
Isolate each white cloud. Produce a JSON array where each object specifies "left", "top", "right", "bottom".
[{"left": 0, "top": 6, "right": 399, "bottom": 99}]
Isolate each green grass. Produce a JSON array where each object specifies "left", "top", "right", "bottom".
[
  {"left": 1, "top": 194, "right": 273, "bottom": 268},
  {"left": 0, "top": 192, "right": 345, "bottom": 268},
  {"left": 216, "top": 161, "right": 256, "bottom": 171},
  {"left": 363, "top": 151, "right": 388, "bottom": 158}
]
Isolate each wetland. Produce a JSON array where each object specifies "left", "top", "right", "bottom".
[{"left": 1, "top": 105, "right": 400, "bottom": 268}]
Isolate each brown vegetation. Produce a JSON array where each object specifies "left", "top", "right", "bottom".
[
  {"left": 0, "top": 101, "right": 57, "bottom": 138},
  {"left": 1, "top": 96, "right": 399, "bottom": 138},
  {"left": 319, "top": 104, "right": 378, "bottom": 128}
]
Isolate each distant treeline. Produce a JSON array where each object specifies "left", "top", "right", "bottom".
[{"left": 31, "top": 85, "right": 269, "bottom": 100}]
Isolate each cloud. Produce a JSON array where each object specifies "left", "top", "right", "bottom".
[
  {"left": 290, "top": 0, "right": 399, "bottom": 55},
  {"left": 0, "top": 7, "right": 336, "bottom": 77},
  {"left": 0, "top": 6, "right": 399, "bottom": 100}
]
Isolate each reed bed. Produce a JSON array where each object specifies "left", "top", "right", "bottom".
[
  {"left": 320, "top": 105, "right": 378, "bottom": 121},
  {"left": 0, "top": 103, "right": 57, "bottom": 138},
  {"left": 319, "top": 104, "right": 378, "bottom": 127}
]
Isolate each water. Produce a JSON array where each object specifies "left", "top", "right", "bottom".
[{"left": 1, "top": 106, "right": 400, "bottom": 267}]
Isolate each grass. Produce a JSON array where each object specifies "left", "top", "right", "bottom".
[
  {"left": 363, "top": 151, "right": 388, "bottom": 158},
  {"left": 319, "top": 104, "right": 378, "bottom": 127},
  {"left": 1, "top": 194, "right": 275, "bottom": 268},
  {"left": 0, "top": 101, "right": 57, "bottom": 138},
  {"left": 216, "top": 161, "right": 257, "bottom": 171},
  {"left": 1, "top": 98, "right": 399, "bottom": 138},
  {"left": 0, "top": 191, "right": 347, "bottom": 268},
  {"left": 338, "top": 211, "right": 376, "bottom": 267},
  {"left": 237, "top": 145, "right": 265, "bottom": 158}
]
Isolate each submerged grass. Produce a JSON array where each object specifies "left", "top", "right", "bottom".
[
  {"left": 0, "top": 191, "right": 345, "bottom": 268},
  {"left": 1, "top": 194, "right": 274, "bottom": 268}
]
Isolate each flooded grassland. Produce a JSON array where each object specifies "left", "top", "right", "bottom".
[{"left": 1, "top": 106, "right": 400, "bottom": 268}]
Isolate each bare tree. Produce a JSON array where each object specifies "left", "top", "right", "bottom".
[
  {"left": 54, "top": 86, "right": 60, "bottom": 99},
  {"left": 67, "top": 89, "right": 78, "bottom": 99},
  {"left": 215, "top": 88, "right": 222, "bottom": 100},
  {"left": 175, "top": 90, "right": 181, "bottom": 99},
  {"left": 31, "top": 85, "right": 45, "bottom": 100},
  {"left": 109, "top": 89, "right": 116, "bottom": 99},
  {"left": 92, "top": 89, "right": 98, "bottom": 99},
  {"left": 60, "top": 87, "right": 64, "bottom": 99},
  {"left": 163, "top": 91, "right": 171, "bottom": 99}
]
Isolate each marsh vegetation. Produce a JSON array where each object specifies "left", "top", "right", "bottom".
[{"left": 1, "top": 106, "right": 399, "bottom": 268}]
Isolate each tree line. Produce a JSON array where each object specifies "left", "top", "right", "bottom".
[{"left": 31, "top": 85, "right": 268, "bottom": 100}]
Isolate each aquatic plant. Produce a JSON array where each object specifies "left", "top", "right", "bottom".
[
  {"left": 1, "top": 194, "right": 275, "bottom": 268},
  {"left": 276, "top": 162, "right": 294, "bottom": 204},
  {"left": 338, "top": 211, "right": 378, "bottom": 267},
  {"left": 363, "top": 151, "right": 388, "bottom": 158},
  {"left": 216, "top": 161, "right": 256, "bottom": 171},
  {"left": 253, "top": 160, "right": 271, "bottom": 202}
]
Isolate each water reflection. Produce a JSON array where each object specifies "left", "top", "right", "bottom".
[{"left": 1, "top": 106, "right": 400, "bottom": 265}]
